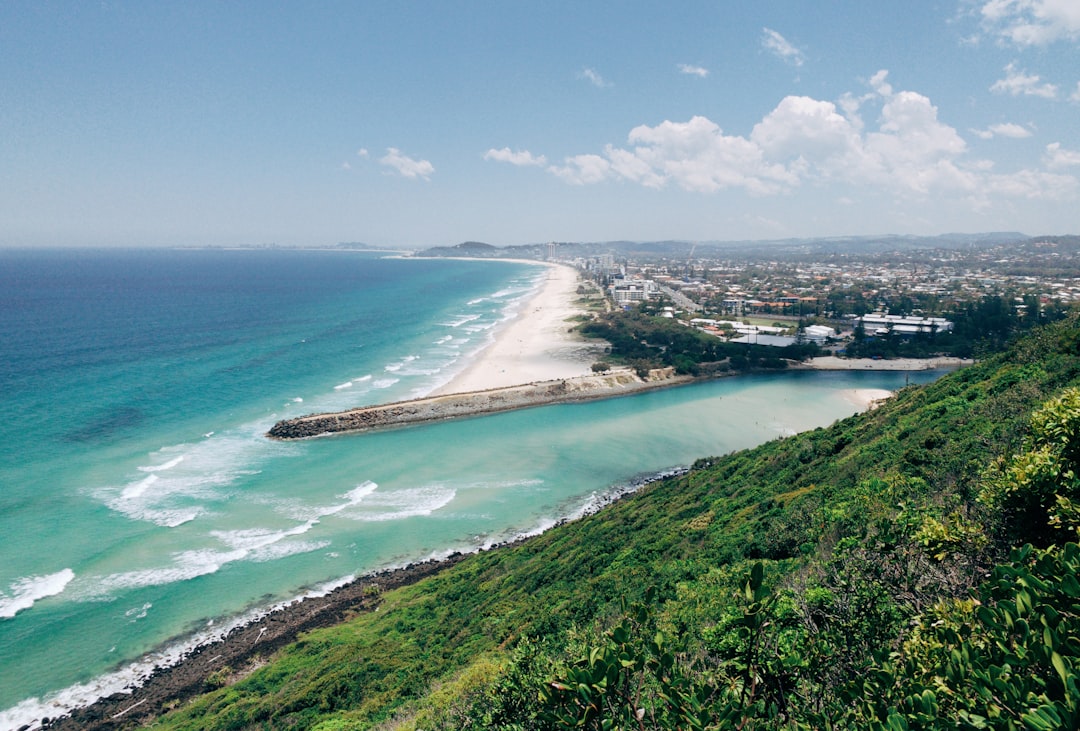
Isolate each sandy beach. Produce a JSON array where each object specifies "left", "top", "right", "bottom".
[
  {"left": 805, "top": 355, "right": 972, "bottom": 371},
  {"left": 843, "top": 388, "right": 895, "bottom": 410},
  {"left": 432, "top": 262, "right": 601, "bottom": 395}
]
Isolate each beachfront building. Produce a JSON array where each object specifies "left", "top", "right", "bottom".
[
  {"left": 855, "top": 313, "right": 954, "bottom": 337},
  {"left": 610, "top": 278, "right": 659, "bottom": 306}
]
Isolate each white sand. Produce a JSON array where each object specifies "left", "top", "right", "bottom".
[
  {"left": 807, "top": 356, "right": 972, "bottom": 371},
  {"left": 842, "top": 388, "right": 895, "bottom": 411},
  {"left": 432, "top": 263, "right": 600, "bottom": 396}
]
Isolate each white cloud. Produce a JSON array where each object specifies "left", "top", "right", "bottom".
[
  {"left": 530, "top": 72, "right": 1080, "bottom": 207},
  {"left": 979, "top": 0, "right": 1080, "bottom": 46},
  {"left": 357, "top": 148, "right": 369, "bottom": 158},
  {"left": 678, "top": 63, "right": 709, "bottom": 78},
  {"left": 990, "top": 62, "right": 1059, "bottom": 98},
  {"left": 483, "top": 147, "right": 548, "bottom": 167},
  {"left": 379, "top": 148, "right": 434, "bottom": 180},
  {"left": 578, "top": 67, "right": 611, "bottom": 88},
  {"left": 971, "top": 122, "right": 1033, "bottom": 138},
  {"left": 341, "top": 161, "right": 352, "bottom": 171},
  {"left": 1072, "top": 81, "right": 1080, "bottom": 102},
  {"left": 868, "top": 69, "right": 893, "bottom": 97},
  {"left": 761, "top": 28, "right": 805, "bottom": 67},
  {"left": 548, "top": 154, "right": 613, "bottom": 185},
  {"left": 1045, "top": 142, "right": 1080, "bottom": 168}
]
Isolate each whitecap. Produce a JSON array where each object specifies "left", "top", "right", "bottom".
[
  {"left": 98, "top": 426, "right": 290, "bottom": 529},
  {"left": 0, "top": 569, "right": 76, "bottom": 619},
  {"left": 125, "top": 602, "right": 152, "bottom": 621},
  {"left": 120, "top": 474, "right": 159, "bottom": 500},
  {"left": 138, "top": 455, "right": 185, "bottom": 473},
  {"left": 291, "top": 397, "right": 304, "bottom": 403},
  {"left": 0, "top": 574, "right": 360, "bottom": 731},
  {"left": 347, "top": 485, "right": 455, "bottom": 522},
  {"left": 334, "top": 381, "right": 353, "bottom": 390},
  {"left": 267, "top": 481, "right": 378, "bottom": 522},
  {"left": 372, "top": 378, "right": 398, "bottom": 389},
  {"left": 442, "top": 314, "right": 481, "bottom": 328},
  {"left": 355, "top": 374, "right": 372, "bottom": 382}
]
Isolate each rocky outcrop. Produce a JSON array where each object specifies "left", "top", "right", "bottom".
[{"left": 268, "top": 367, "right": 685, "bottom": 439}]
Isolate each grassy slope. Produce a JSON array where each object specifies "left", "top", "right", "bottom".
[{"left": 154, "top": 321, "right": 1080, "bottom": 730}]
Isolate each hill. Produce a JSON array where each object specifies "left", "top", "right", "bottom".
[{"left": 70, "top": 318, "right": 1080, "bottom": 730}]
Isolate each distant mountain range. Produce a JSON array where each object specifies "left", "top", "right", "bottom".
[{"left": 411, "top": 232, "right": 1042, "bottom": 260}]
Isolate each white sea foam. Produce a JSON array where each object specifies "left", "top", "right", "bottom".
[
  {"left": 442, "top": 313, "right": 481, "bottom": 328},
  {"left": 268, "top": 481, "right": 379, "bottom": 522},
  {"left": 120, "top": 474, "right": 159, "bottom": 500},
  {"left": 125, "top": 602, "right": 152, "bottom": 622},
  {"left": 372, "top": 378, "right": 398, "bottom": 389},
  {"left": 100, "top": 426, "right": 292, "bottom": 529},
  {"left": 0, "top": 569, "right": 75, "bottom": 620},
  {"left": 0, "top": 572, "right": 361, "bottom": 731},
  {"left": 87, "top": 528, "right": 327, "bottom": 599},
  {"left": 138, "top": 455, "right": 185, "bottom": 473},
  {"left": 348, "top": 485, "right": 455, "bottom": 522},
  {"left": 356, "top": 374, "right": 372, "bottom": 382},
  {"left": 334, "top": 381, "right": 353, "bottom": 390},
  {"left": 90, "top": 481, "right": 382, "bottom": 599},
  {"left": 292, "top": 397, "right": 304, "bottom": 403}
]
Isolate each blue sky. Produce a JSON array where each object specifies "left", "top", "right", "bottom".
[{"left": 2, "top": 1, "right": 1078, "bottom": 248}]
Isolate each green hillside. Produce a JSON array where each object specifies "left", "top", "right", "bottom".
[{"left": 150, "top": 318, "right": 1080, "bottom": 730}]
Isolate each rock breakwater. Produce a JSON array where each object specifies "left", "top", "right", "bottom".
[{"left": 268, "top": 367, "right": 686, "bottom": 439}]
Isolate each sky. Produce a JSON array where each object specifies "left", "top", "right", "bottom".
[{"left": 1, "top": 1, "right": 1078, "bottom": 248}]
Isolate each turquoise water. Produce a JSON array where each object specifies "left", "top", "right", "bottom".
[{"left": 0, "top": 249, "right": 942, "bottom": 728}]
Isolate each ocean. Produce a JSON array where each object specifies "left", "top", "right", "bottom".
[{"left": 0, "top": 248, "right": 943, "bottom": 728}]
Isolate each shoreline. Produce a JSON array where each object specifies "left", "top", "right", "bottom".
[
  {"left": 799, "top": 355, "right": 973, "bottom": 371},
  {"left": 430, "top": 260, "right": 602, "bottom": 396},
  {"left": 42, "top": 466, "right": 687, "bottom": 731}
]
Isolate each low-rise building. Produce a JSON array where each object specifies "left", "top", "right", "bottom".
[{"left": 855, "top": 313, "right": 953, "bottom": 336}]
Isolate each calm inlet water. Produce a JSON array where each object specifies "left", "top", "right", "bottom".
[{"left": 0, "top": 249, "right": 943, "bottom": 728}]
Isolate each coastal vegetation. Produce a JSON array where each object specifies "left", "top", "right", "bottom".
[
  {"left": 124, "top": 315, "right": 1080, "bottom": 729},
  {"left": 578, "top": 308, "right": 815, "bottom": 376}
]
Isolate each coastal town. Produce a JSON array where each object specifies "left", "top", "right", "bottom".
[
  {"left": 570, "top": 233, "right": 1080, "bottom": 353},
  {"left": 414, "top": 233, "right": 1080, "bottom": 365}
]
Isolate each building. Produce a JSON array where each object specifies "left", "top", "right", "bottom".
[
  {"left": 609, "top": 279, "right": 659, "bottom": 306},
  {"left": 803, "top": 325, "right": 836, "bottom": 343},
  {"left": 855, "top": 313, "right": 953, "bottom": 336}
]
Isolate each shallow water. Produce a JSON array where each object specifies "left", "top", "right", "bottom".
[{"left": 0, "top": 249, "right": 944, "bottom": 728}]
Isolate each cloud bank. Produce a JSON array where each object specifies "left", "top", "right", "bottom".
[
  {"left": 488, "top": 70, "right": 1077, "bottom": 207},
  {"left": 980, "top": 0, "right": 1080, "bottom": 46}
]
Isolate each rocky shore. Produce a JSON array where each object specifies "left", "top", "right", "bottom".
[
  {"left": 42, "top": 464, "right": 690, "bottom": 731},
  {"left": 43, "top": 555, "right": 469, "bottom": 731},
  {"left": 268, "top": 367, "right": 687, "bottom": 439}
]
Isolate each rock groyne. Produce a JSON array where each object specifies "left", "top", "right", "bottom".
[{"left": 268, "top": 367, "right": 685, "bottom": 439}]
